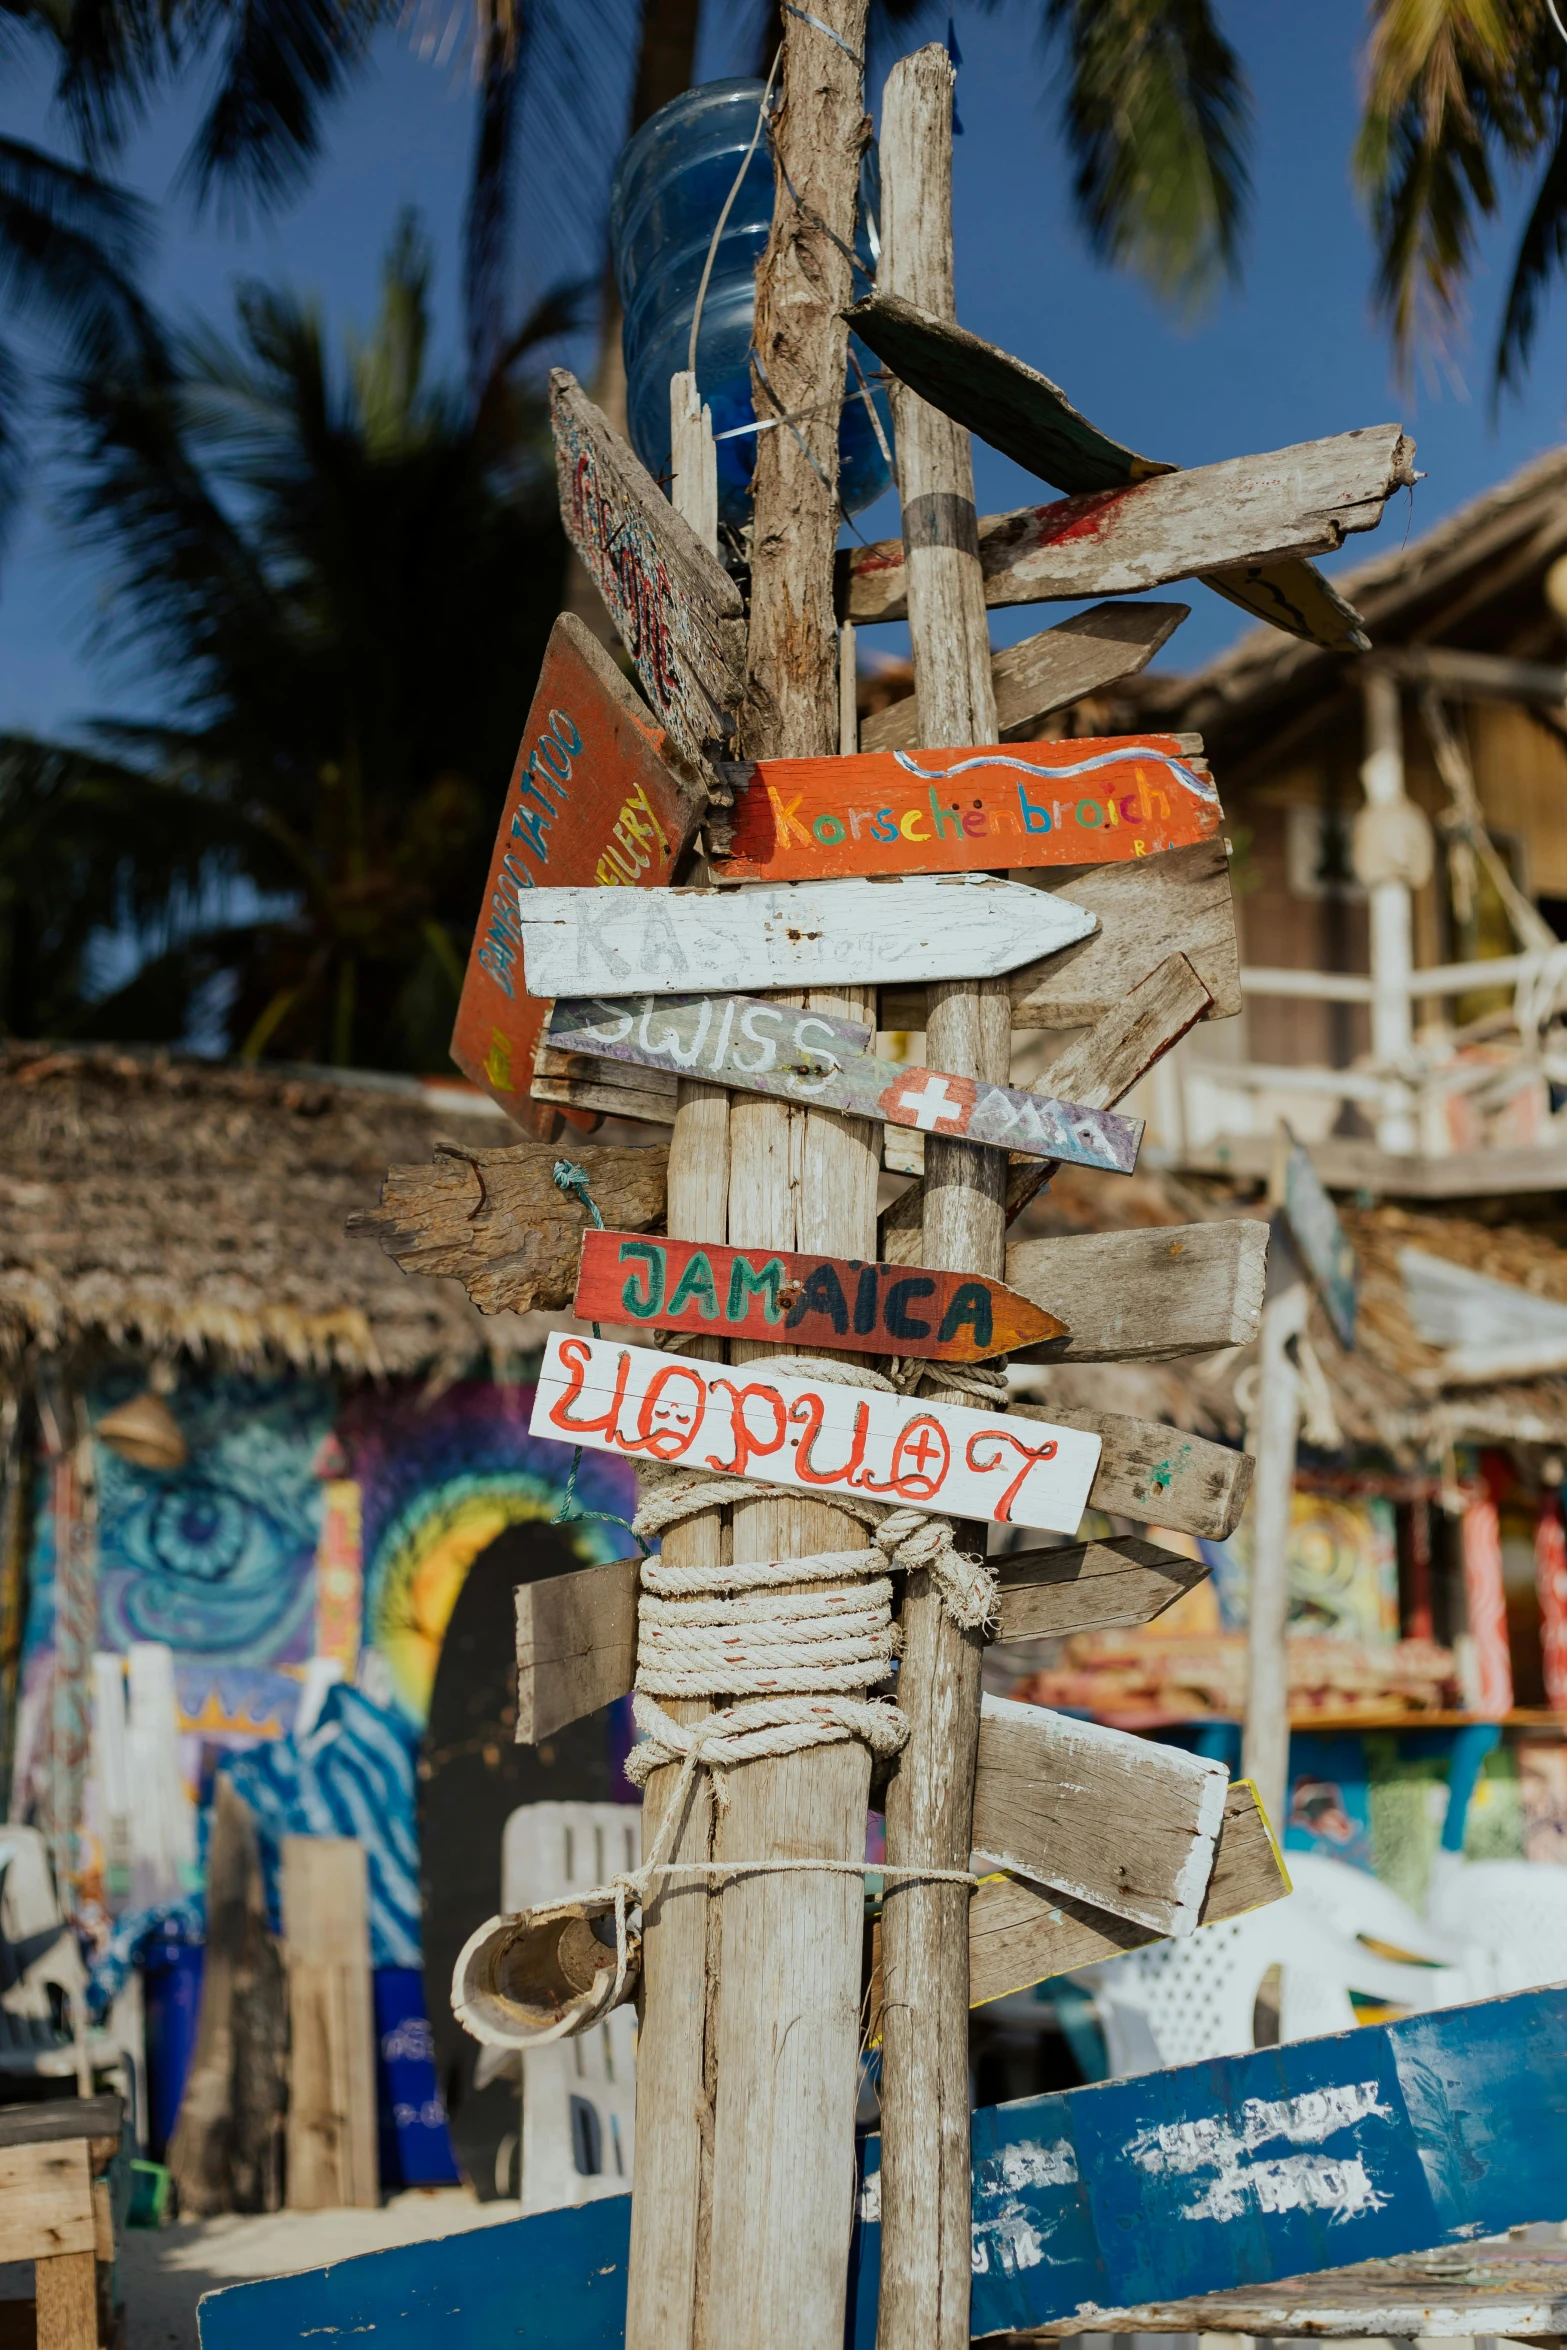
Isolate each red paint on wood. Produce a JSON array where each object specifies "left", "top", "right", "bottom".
[
  {"left": 573, "top": 1230, "right": 1067, "bottom": 1362},
  {"left": 450, "top": 616, "right": 702, "bottom": 1131},
  {"left": 712, "top": 735, "right": 1220, "bottom": 883}
]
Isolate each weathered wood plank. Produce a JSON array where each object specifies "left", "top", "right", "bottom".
[
  {"left": 36, "top": 2251, "right": 96, "bottom": 2350},
  {"left": 0, "top": 2142, "right": 95, "bottom": 2262},
  {"left": 971, "top": 1694, "right": 1227, "bottom": 1935},
  {"left": 547, "top": 994, "right": 1142, "bottom": 1173},
  {"left": 1005, "top": 1218, "right": 1269, "bottom": 1365},
  {"left": 516, "top": 873, "right": 1097, "bottom": 997},
  {"left": 532, "top": 1332, "right": 1102, "bottom": 1533},
  {"left": 880, "top": 953, "right": 1210, "bottom": 1264},
  {"left": 994, "top": 1534, "right": 1212, "bottom": 1641},
  {"left": 347, "top": 1139, "right": 667, "bottom": 1316},
  {"left": 550, "top": 371, "right": 746, "bottom": 773},
  {"left": 860, "top": 602, "right": 1190, "bottom": 755},
  {"left": 282, "top": 1835, "right": 377, "bottom": 2214},
  {"left": 0, "top": 2099, "right": 121, "bottom": 2152},
  {"left": 574, "top": 1231, "right": 1064, "bottom": 1361},
  {"left": 1274, "top": 1126, "right": 1359, "bottom": 1350},
  {"left": 515, "top": 1554, "right": 638, "bottom": 1745},
  {"left": 1011, "top": 1399, "right": 1253, "bottom": 1541},
  {"left": 708, "top": 734, "right": 1220, "bottom": 881},
  {"left": 843, "top": 295, "right": 1409, "bottom": 650},
  {"left": 878, "top": 839, "right": 1241, "bottom": 1033},
  {"left": 448, "top": 612, "right": 707, "bottom": 1133}
]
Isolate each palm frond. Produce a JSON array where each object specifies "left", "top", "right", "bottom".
[
  {"left": 174, "top": 0, "right": 386, "bottom": 220},
  {"left": 1041, "top": 0, "right": 1251, "bottom": 308},
  {"left": 1356, "top": 0, "right": 1561, "bottom": 371},
  {"left": 0, "top": 135, "right": 156, "bottom": 366},
  {"left": 463, "top": 9, "right": 527, "bottom": 401},
  {"left": 48, "top": 0, "right": 170, "bottom": 166}
]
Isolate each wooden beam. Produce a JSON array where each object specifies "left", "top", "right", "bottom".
[
  {"left": 994, "top": 1534, "right": 1212, "bottom": 1641},
  {"left": 860, "top": 602, "right": 1190, "bottom": 754},
  {"left": 1012, "top": 1400, "right": 1253, "bottom": 1541},
  {"left": 1378, "top": 643, "right": 1567, "bottom": 706},
  {"left": 841, "top": 419, "right": 1416, "bottom": 626},
  {"left": 0, "top": 2142, "right": 96, "bottom": 2262},
  {"left": 874, "top": 54, "right": 1004, "bottom": 2350},
  {"left": 36, "top": 2252, "right": 97, "bottom": 2350},
  {"left": 971, "top": 1695, "right": 1226, "bottom": 1936},
  {"left": 516, "top": 1555, "right": 638, "bottom": 1744},
  {"left": 1004, "top": 1218, "right": 1269, "bottom": 1365},
  {"left": 348, "top": 1139, "right": 667, "bottom": 1316},
  {"left": 878, "top": 838, "right": 1242, "bottom": 1033},
  {"left": 282, "top": 1835, "right": 377, "bottom": 2213},
  {"left": 550, "top": 370, "right": 745, "bottom": 774}
]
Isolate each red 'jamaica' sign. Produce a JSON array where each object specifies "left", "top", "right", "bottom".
[
  {"left": 573, "top": 1230, "right": 1066, "bottom": 1363},
  {"left": 709, "top": 736, "right": 1220, "bottom": 883},
  {"left": 450, "top": 613, "right": 704, "bottom": 1131}
]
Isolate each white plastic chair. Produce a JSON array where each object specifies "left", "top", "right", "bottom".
[
  {"left": 1425, "top": 1850, "right": 1567, "bottom": 1997},
  {"left": 1079, "top": 1854, "right": 1467, "bottom": 2078},
  {"left": 500, "top": 1802, "right": 640, "bottom": 2215}
]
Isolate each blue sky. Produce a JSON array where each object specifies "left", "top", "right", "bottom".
[{"left": 6, "top": 0, "right": 1567, "bottom": 734}]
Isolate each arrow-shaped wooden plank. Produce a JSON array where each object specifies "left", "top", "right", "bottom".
[
  {"left": 971, "top": 1694, "right": 1226, "bottom": 1937},
  {"left": 550, "top": 371, "right": 746, "bottom": 774},
  {"left": 516, "top": 1535, "right": 1213, "bottom": 1747},
  {"left": 574, "top": 1231, "right": 1064, "bottom": 1361},
  {"left": 198, "top": 1983, "right": 1567, "bottom": 2349},
  {"left": 1005, "top": 1219, "right": 1270, "bottom": 1365},
  {"left": 706, "top": 733, "right": 1221, "bottom": 883},
  {"left": 448, "top": 613, "right": 708, "bottom": 1130},
  {"left": 839, "top": 422, "right": 1415, "bottom": 633},
  {"left": 845, "top": 293, "right": 1405, "bottom": 651},
  {"left": 994, "top": 1535, "right": 1211, "bottom": 1641},
  {"left": 546, "top": 994, "right": 1143, "bottom": 1174},
  {"left": 530, "top": 1333, "right": 1102, "bottom": 1535},
  {"left": 516, "top": 873, "right": 1097, "bottom": 997},
  {"left": 1011, "top": 1401, "right": 1252, "bottom": 1542},
  {"left": 859, "top": 602, "right": 1190, "bottom": 756}
]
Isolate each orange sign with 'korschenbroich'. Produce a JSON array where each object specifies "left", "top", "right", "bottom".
[
  {"left": 450, "top": 612, "right": 704, "bottom": 1131},
  {"left": 710, "top": 735, "right": 1220, "bottom": 883}
]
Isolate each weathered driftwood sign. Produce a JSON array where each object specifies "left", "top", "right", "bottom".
[
  {"left": 550, "top": 371, "right": 745, "bottom": 772},
  {"left": 971, "top": 1695, "right": 1227, "bottom": 1937},
  {"left": 348, "top": 1137, "right": 667, "bottom": 1315},
  {"left": 846, "top": 293, "right": 1406, "bottom": 652},
  {"left": 574, "top": 1230, "right": 1065, "bottom": 1360},
  {"left": 708, "top": 734, "right": 1221, "bottom": 883},
  {"left": 530, "top": 1333, "right": 1102, "bottom": 1532},
  {"left": 1004, "top": 1218, "right": 1270, "bottom": 1365},
  {"left": 545, "top": 994, "right": 1143, "bottom": 1173},
  {"left": 859, "top": 602, "right": 1190, "bottom": 757},
  {"left": 993, "top": 1535, "right": 1212, "bottom": 1641},
  {"left": 515, "top": 872, "right": 1096, "bottom": 997},
  {"left": 448, "top": 614, "right": 704, "bottom": 1129},
  {"left": 840, "top": 422, "right": 1417, "bottom": 625}
]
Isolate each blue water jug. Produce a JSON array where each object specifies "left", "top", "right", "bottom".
[{"left": 610, "top": 77, "right": 894, "bottom": 541}]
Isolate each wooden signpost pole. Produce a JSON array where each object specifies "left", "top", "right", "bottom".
[
  {"left": 621, "top": 375, "right": 729, "bottom": 2350},
  {"left": 876, "top": 47, "right": 1001, "bottom": 2350}
]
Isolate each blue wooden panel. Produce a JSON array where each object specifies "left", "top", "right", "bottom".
[
  {"left": 197, "top": 2193, "right": 630, "bottom": 2350},
  {"left": 197, "top": 1989, "right": 1567, "bottom": 2350}
]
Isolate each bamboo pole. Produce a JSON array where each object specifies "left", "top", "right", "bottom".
[
  {"left": 623, "top": 381, "right": 730, "bottom": 2350},
  {"left": 876, "top": 47, "right": 1001, "bottom": 2350},
  {"left": 1240, "top": 1242, "right": 1306, "bottom": 1831}
]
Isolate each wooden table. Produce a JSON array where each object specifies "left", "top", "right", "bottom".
[
  {"left": 1014, "top": 2240, "right": 1567, "bottom": 2343},
  {"left": 0, "top": 2096, "right": 122, "bottom": 2350}
]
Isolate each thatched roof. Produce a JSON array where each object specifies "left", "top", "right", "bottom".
[{"left": 0, "top": 1044, "right": 541, "bottom": 1384}]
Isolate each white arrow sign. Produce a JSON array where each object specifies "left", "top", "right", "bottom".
[
  {"left": 515, "top": 873, "right": 1097, "bottom": 999},
  {"left": 530, "top": 1332, "right": 1101, "bottom": 1534}
]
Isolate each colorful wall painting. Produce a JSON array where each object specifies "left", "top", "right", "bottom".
[
  {"left": 1199, "top": 1493, "right": 1399, "bottom": 1642},
  {"left": 337, "top": 1379, "right": 638, "bottom": 1726}
]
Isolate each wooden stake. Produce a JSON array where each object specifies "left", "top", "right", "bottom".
[
  {"left": 703, "top": 10, "right": 877, "bottom": 2345},
  {"left": 876, "top": 45, "right": 1000, "bottom": 2350},
  {"left": 623, "top": 371, "right": 731, "bottom": 2350},
  {"left": 1240, "top": 1235, "right": 1306, "bottom": 1831}
]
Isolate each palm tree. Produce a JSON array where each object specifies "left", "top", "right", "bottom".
[{"left": 4, "top": 209, "right": 570, "bottom": 1067}]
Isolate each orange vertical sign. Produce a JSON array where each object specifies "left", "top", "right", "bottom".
[
  {"left": 451, "top": 612, "right": 705, "bottom": 1130},
  {"left": 315, "top": 1478, "right": 363, "bottom": 1672}
]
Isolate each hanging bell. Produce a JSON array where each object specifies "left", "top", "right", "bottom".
[{"left": 451, "top": 1893, "right": 640, "bottom": 2049}]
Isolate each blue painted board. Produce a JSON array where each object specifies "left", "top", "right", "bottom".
[{"left": 199, "top": 1987, "right": 1567, "bottom": 2350}]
